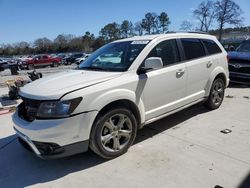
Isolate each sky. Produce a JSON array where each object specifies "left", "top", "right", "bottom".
[{"left": 0, "top": 0, "right": 250, "bottom": 44}]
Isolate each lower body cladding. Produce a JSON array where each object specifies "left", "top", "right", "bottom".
[
  {"left": 229, "top": 71, "right": 250, "bottom": 85},
  {"left": 12, "top": 110, "right": 98, "bottom": 159}
]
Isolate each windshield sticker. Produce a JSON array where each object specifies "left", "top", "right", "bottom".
[{"left": 131, "top": 40, "right": 149, "bottom": 45}]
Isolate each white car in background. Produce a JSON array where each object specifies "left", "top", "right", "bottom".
[
  {"left": 75, "top": 54, "right": 91, "bottom": 65},
  {"left": 13, "top": 33, "right": 229, "bottom": 159}
]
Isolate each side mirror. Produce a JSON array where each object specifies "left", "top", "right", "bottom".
[{"left": 141, "top": 57, "right": 163, "bottom": 73}]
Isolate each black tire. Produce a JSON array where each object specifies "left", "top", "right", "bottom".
[
  {"left": 89, "top": 108, "right": 137, "bottom": 159},
  {"left": 205, "top": 78, "right": 225, "bottom": 110},
  {"left": 28, "top": 64, "right": 34, "bottom": 70},
  {"left": 52, "top": 62, "right": 58, "bottom": 67}
]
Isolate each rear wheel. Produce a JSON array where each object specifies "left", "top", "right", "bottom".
[
  {"left": 205, "top": 78, "right": 225, "bottom": 110},
  {"left": 51, "top": 62, "right": 58, "bottom": 67},
  {"left": 90, "top": 108, "right": 137, "bottom": 159}
]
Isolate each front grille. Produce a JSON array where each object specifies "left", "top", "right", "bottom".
[
  {"left": 229, "top": 59, "right": 250, "bottom": 74},
  {"left": 18, "top": 97, "right": 42, "bottom": 122}
]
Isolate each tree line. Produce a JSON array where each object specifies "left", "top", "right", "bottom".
[{"left": 0, "top": 0, "right": 245, "bottom": 56}]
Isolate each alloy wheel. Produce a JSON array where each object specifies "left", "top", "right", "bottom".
[
  {"left": 100, "top": 114, "right": 132, "bottom": 152},
  {"left": 211, "top": 80, "right": 224, "bottom": 105}
]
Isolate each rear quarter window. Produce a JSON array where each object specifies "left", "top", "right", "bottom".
[
  {"left": 202, "top": 39, "right": 222, "bottom": 55},
  {"left": 181, "top": 38, "right": 206, "bottom": 60}
]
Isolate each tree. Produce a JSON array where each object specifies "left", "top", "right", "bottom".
[
  {"left": 120, "top": 20, "right": 134, "bottom": 38},
  {"left": 214, "top": 0, "right": 243, "bottom": 41},
  {"left": 54, "top": 34, "right": 69, "bottom": 52},
  {"left": 141, "top": 12, "right": 158, "bottom": 34},
  {"left": 34, "top": 37, "right": 52, "bottom": 53},
  {"left": 158, "top": 12, "right": 171, "bottom": 33},
  {"left": 134, "top": 21, "right": 143, "bottom": 36},
  {"left": 100, "top": 22, "right": 121, "bottom": 41},
  {"left": 193, "top": 0, "right": 215, "bottom": 32},
  {"left": 15, "top": 41, "right": 31, "bottom": 55},
  {"left": 82, "top": 31, "right": 95, "bottom": 52},
  {"left": 91, "top": 37, "right": 105, "bottom": 51},
  {"left": 180, "top": 21, "right": 194, "bottom": 31}
]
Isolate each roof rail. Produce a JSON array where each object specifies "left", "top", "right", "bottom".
[
  {"left": 186, "top": 31, "right": 209, "bottom": 34},
  {"left": 166, "top": 31, "right": 209, "bottom": 35}
]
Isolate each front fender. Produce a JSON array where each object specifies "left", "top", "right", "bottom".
[{"left": 89, "top": 89, "right": 145, "bottom": 124}]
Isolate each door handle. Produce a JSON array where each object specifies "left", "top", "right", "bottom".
[
  {"left": 176, "top": 69, "right": 185, "bottom": 78},
  {"left": 207, "top": 61, "right": 212, "bottom": 68}
]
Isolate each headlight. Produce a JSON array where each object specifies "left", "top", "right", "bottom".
[{"left": 37, "top": 97, "right": 82, "bottom": 118}]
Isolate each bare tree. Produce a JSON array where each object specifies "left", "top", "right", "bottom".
[
  {"left": 214, "top": 0, "right": 243, "bottom": 41},
  {"left": 193, "top": 0, "right": 215, "bottom": 32},
  {"left": 180, "top": 21, "right": 194, "bottom": 31}
]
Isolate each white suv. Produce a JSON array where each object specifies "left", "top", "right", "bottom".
[{"left": 13, "top": 33, "right": 229, "bottom": 159}]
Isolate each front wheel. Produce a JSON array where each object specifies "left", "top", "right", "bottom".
[
  {"left": 90, "top": 108, "right": 137, "bottom": 159},
  {"left": 205, "top": 78, "right": 225, "bottom": 110}
]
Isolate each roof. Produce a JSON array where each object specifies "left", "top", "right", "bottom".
[{"left": 114, "top": 32, "right": 216, "bottom": 43}]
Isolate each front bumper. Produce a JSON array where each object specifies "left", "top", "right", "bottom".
[
  {"left": 16, "top": 127, "right": 89, "bottom": 159},
  {"left": 12, "top": 109, "right": 98, "bottom": 159}
]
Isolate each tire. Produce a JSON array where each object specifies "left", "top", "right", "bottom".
[
  {"left": 89, "top": 108, "right": 137, "bottom": 159},
  {"left": 28, "top": 64, "right": 34, "bottom": 70},
  {"left": 205, "top": 78, "right": 225, "bottom": 110},
  {"left": 52, "top": 62, "right": 58, "bottom": 67}
]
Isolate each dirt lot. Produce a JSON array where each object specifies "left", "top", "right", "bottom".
[{"left": 0, "top": 67, "right": 250, "bottom": 188}]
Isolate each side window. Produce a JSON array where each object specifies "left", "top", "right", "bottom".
[
  {"left": 42, "top": 55, "right": 48, "bottom": 59},
  {"left": 147, "top": 39, "right": 180, "bottom": 66},
  {"left": 181, "top": 38, "right": 206, "bottom": 60},
  {"left": 202, "top": 39, "right": 222, "bottom": 55}
]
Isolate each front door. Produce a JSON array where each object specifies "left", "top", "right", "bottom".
[{"left": 139, "top": 39, "right": 187, "bottom": 120}]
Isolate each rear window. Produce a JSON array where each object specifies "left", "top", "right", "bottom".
[
  {"left": 181, "top": 38, "right": 206, "bottom": 60},
  {"left": 202, "top": 39, "right": 222, "bottom": 55}
]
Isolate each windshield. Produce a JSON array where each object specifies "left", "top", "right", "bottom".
[
  {"left": 78, "top": 41, "right": 149, "bottom": 72},
  {"left": 236, "top": 40, "right": 250, "bottom": 52}
]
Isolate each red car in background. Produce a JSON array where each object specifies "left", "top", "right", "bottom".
[{"left": 20, "top": 54, "right": 61, "bottom": 70}]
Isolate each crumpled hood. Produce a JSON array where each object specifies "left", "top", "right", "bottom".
[
  {"left": 228, "top": 51, "right": 250, "bottom": 61},
  {"left": 20, "top": 70, "right": 122, "bottom": 100}
]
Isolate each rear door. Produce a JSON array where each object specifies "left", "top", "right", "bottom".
[
  {"left": 140, "top": 39, "right": 187, "bottom": 120},
  {"left": 180, "top": 38, "right": 214, "bottom": 102}
]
